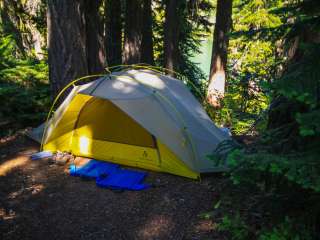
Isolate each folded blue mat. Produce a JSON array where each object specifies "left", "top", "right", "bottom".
[
  {"left": 70, "top": 160, "right": 119, "bottom": 179},
  {"left": 96, "top": 169, "right": 150, "bottom": 191},
  {"left": 31, "top": 151, "right": 53, "bottom": 160},
  {"left": 70, "top": 159, "right": 149, "bottom": 191}
]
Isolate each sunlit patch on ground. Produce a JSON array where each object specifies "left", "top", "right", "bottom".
[
  {"left": 0, "top": 208, "right": 17, "bottom": 220},
  {"left": 7, "top": 188, "right": 24, "bottom": 200},
  {"left": 0, "top": 156, "right": 30, "bottom": 176},
  {"left": 7, "top": 184, "right": 45, "bottom": 200},
  {"left": 0, "top": 134, "right": 19, "bottom": 145},
  {"left": 29, "top": 184, "right": 45, "bottom": 195},
  {"left": 194, "top": 219, "right": 217, "bottom": 233},
  {"left": 0, "top": 129, "right": 31, "bottom": 146},
  {"left": 138, "top": 214, "right": 173, "bottom": 239}
]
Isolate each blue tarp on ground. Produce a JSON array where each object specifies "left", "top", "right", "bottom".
[
  {"left": 69, "top": 159, "right": 149, "bottom": 191},
  {"left": 70, "top": 160, "right": 119, "bottom": 179},
  {"left": 96, "top": 169, "right": 150, "bottom": 191}
]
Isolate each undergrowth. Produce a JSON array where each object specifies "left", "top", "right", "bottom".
[{"left": 0, "top": 34, "right": 49, "bottom": 137}]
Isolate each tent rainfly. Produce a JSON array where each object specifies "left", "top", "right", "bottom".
[{"left": 34, "top": 69, "right": 230, "bottom": 179}]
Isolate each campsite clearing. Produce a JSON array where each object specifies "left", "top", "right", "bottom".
[{"left": 0, "top": 135, "right": 226, "bottom": 240}]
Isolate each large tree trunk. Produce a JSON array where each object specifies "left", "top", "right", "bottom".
[
  {"left": 164, "top": 0, "right": 179, "bottom": 76},
  {"left": 123, "top": 0, "right": 143, "bottom": 64},
  {"left": 207, "top": 0, "right": 232, "bottom": 108},
  {"left": 105, "top": 0, "right": 122, "bottom": 66},
  {"left": 84, "top": 0, "right": 105, "bottom": 74},
  {"left": 47, "top": 0, "right": 88, "bottom": 97},
  {"left": 140, "top": 0, "right": 154, "bottom": 65}
]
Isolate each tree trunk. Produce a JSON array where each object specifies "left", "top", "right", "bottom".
[
  {"left": 140, "top": 0, "right": 154, "bottom": 65},
  {"left": 47, "top": 0, "right": 88, "bottom": 97},
  {"left": 164, "top": 0, "right": 179, "bottom": 76},
  {"left": 105, "top": 0, "right": 122, "bottom": 66},
  {"left": 123, "top": 0, "right": 143, "bottom": 64},
  {"left": 207, "top": 0, "right": 232, "bottom": 108},
  {"left": 84, "top": 0, "right": 105, "bottom": 74}
]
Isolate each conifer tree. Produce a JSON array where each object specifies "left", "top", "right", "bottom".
[{"left": 207, "top": 0, "right": 233, "bottom": 107}]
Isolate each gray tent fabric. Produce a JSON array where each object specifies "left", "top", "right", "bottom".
[
  {"left": 27, "top": 122, "right": 45, "bottom": 143},
  {"left": 32, "top": 69, "right": 230, "bottom": 173}
]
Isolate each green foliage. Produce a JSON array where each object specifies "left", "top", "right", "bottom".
[
  {"left": 225, "top": 146, "right": 320, "bottom": 192},
  {"left": 0, "top": 0, "right": 47, "bottom": 58},
  {"left": 275, "top": 42, "right": 320, "bottom": 138},
  {"left": 213, "top": 72, "right": 270, "bottom": 134},
  {"left": 212, "top": 0, "right": 320, "bottom": 190},
  {"left": 259, "top": 217, "right": 312, "bottom": 240},
  {"left": 0, "top": 34, "right": 49, "bottom": 136},
  {"left": 209, "top": 2, "right": 320, "bottom": 238},
  {"left": 218, "top": 213, "right": 312, "bottom": 240},
  {"left": 218, "top": 214, "right": 250, "bottom": 240},
  {"left": 212, "top": 0, "right": 284, "bottom": 132}
]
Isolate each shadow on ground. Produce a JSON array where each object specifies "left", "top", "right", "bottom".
[{"left": 0, "top": 135, "right": 224, "bottom": 240}]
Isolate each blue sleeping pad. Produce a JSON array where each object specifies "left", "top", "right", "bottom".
[
  {"left": 70, "top": 160, "right": 119, "bottom": 179},
  {"left": 96, "top": 169, "right": 150, "bottom": 191}
]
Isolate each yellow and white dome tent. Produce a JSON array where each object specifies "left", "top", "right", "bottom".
[{"left": 34, "top": 68, "right": 230, "bottom": 179}]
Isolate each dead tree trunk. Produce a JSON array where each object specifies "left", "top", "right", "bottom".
[{"left": 207, "top": 0, "right": 232, "bottom": 108}]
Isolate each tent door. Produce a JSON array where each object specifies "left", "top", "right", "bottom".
[{"left": 71, "top": 97, "right": 161, "bottom": 166}]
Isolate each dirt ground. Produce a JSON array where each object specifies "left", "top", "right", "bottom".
[{"left": 0, "top": 134, "right": 226, "bottom": 240}]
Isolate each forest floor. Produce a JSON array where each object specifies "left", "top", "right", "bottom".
[{"left": 0, "top": 133, "right": 228, "bottom": 240}]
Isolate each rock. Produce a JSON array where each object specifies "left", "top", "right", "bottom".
[
  {"left": 69, "top": 155, "right": 75, "bottom": 164},
  {"left": 56, "top": 155, "right": 69, "bottom": 165}
]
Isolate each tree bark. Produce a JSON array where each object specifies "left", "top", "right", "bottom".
[
  {"left": 47, "top": 0, "right": 88, "bottom": 97},
  {"left": 164, "top": 0, "right": 179, "bottom": 76},
  {"left": 105, "top": 0, "right": 122, "bottom": 66},
  {"left": 140, "top": 0, "right": 154, "bottom": 65},
  {"left": 123, "top": 0, "right": 143, "bottom": 64},
  {"left": 207, "top": 0, "right": 232, "bottom": 108},
  {"left": 84, "top": 0, "right": 105, "bottom": 74}
]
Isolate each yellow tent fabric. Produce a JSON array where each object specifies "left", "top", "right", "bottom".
[
  {"left": 76, "top": 97, "right": 155, "bottom": 148},
  {"left": 44, "top": 94, "right": 199, "bottom": 179}
]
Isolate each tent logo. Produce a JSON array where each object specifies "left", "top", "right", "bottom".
[
  {"left": 142, "top": 151, "right": 148, "bottom": 158},
  {"left": 140, "top": 150, "right": 151, "bottom": 161}
]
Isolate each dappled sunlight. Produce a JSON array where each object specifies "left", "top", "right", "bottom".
[
  {"left": 7, "top": 188, "right": 24, "bottom": 199},
  {"left": 194, "top": 219, "right": 217, "bottom": 233},
  {"left": 112, "top": 78, "right": 139, "bottom": 94},
  {"left": 130, "top": 70, "right": 166, "bottom": 90},
  {"left": 138, "top": 214, "right": 174, "bottom": 239},
  {"left": 1, "top": 0, "right": 318, "bottom": 237},
  {"left": 27, "top": 183, "right": 45, "bottom": 196},
  {"left": 0, "top": 207, "right": 17, "bottom": 221},
  {"left": 79, "top": 136, "right": 90, "bottom": 155},
  {"left": 8, "top": 183, "right": 45, "bottom": 200},
  {"left": 84, "top": 75, "right": 153, "bottom": 99},
  {"left": 73, "top": 124, "right": 93, "bottom": 156},
  {"left": 0, "top": 134, "right": 19, "bottom": 145},
  {"left": 0, "top": 155, "right": 30, "bottom": 176}
]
